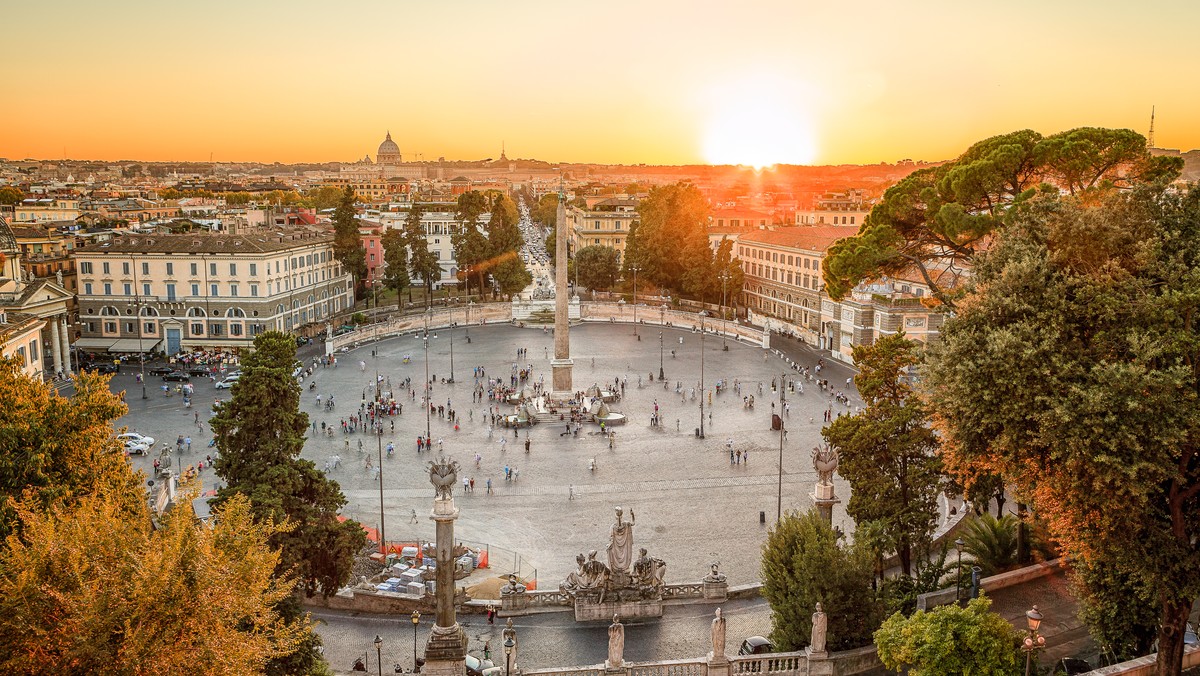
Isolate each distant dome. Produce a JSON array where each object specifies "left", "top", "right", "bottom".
[
  {"left": 0, "top": 216, "right": 16, "bottom": 254},
  {"left": 377, "top": 132, "right": 401, "bottom": 165}
]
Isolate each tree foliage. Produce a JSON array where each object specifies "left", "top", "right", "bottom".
[
  {"left": 874, "top": 596, "right": 1022, "bottom": 676},
  {"left": 0, "top": 186, "right": 24, "bottom": 205},
  {"left": 575, "top": 245, "right": 620, "bottom": 290},
  {"left": 530, "top": 193, "right": 558, "bottom": 229},
  {"left": 822, "top": 333, "right": 942, "bottom": 576},
  {"left": 211, "top": 332, "right": 365, "bottom": 598},
  {"left": 404, "top": 205, "right": 442, "bottom": 302},
  {"left": 822, "top": 127, "right": 1183, "bottom": 308},
  {"left": 922, "top": 185, "right": 1200, "bottom": 674},
  {"left": 623, "top": 182, "right": 712, "bottom": 295},
  {"left": 332, "top": 187, "right": 366, "bottom": 295},
  {"left": 0, "top": 358, "right": 142, "bottom": 544},
  {"left": 380, "top": 227, "right": 411, "bottom": 300},
  {"left": 760, "top": 509, "right": 881, "bottom": 652},
  {"left": 0, "top": 491, "right": 309, "bottom": 675}
]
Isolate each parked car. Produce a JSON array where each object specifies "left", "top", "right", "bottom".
[
  {"left": 215, "top": 374, "right": 240, "bottom": 389},
  {"left": 464, "top": 654, "right": 502, "bottom": 676},
  {"left": 737, "top": 636, "right": 774, "bottom": 656},
  {"left": 83, "top": 362, "right": 119, "bottom": 374},
  {"left": 162, "top": 371, "right": 190, "bottom": 382},
  {"left": 123, "top": 439, "right": 152, "bottom": 455},
  {"left": 187, "top": 366, "right": 211, "bottom": 377},
  {"left": 117, "top": 432, "right": 156, "bottom": 448},
  {"left": 148, "top": 366, "right": 174, "bottom": 376}
]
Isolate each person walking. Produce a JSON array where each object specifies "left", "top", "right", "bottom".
[
  {"left": 410, "top": 509, "right": 418, "bottom": 524},
  {"left": 569, "top": 484, "right": 575, "bottom": 501},
  {"left": 486, "top": 477, "right": 493, "bottom": 495}
]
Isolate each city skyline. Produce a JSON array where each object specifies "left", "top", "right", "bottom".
[{"left": 3, "top": 0, "right": 1199, "bottom": 166}]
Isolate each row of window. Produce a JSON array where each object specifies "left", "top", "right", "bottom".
[
  {"left": 739, "top": 247, "right": 820, "bottom": 270},
  {"left": 84, "top": 282, "right": 263, "bottom": 299},
  {"left": 90, "top": 320, "right": 261, "bottom": 338},
  {"left": 78, "top": 253, "right": 332, "bottom": 278}
]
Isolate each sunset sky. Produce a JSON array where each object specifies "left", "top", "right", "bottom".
[{"left": 4, "top": 0, "right": 1198, "bottom": 166}]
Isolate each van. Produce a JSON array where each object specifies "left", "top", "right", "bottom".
[{"left": 215, "top": 374, "right": 240, "bottom": 389}]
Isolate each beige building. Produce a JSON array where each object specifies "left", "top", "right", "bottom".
[
  {"left": 12, "top": 198, "right": 82, "bottom": 223},
  {"left": 565, "top": 197, "right": 637, "bottom": 262},
  {"left": 73, "top": 229, "right": 353, "bottom": 354},
  {"left": 0, "top": 217, "right": 74, "bottom": 379},
  {"left": 0, "top": 310, "right": 47, "bottom": 380}
]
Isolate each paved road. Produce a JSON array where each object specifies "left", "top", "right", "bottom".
[{"left": 312, "top": 597, "right": 773, "bottom": 674}]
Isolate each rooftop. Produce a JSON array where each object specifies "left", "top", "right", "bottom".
[
  {"left": 738, "top": 226, "right": 859, "bottom": 253},
  {"left": 82, "top": 229, "right": 334, "bottom": 255}
]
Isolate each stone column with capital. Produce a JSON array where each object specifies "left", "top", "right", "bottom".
[
  {"left": 550, "top": 192, "right": 573, "bottom": 400},
  {"left": 59, "top": 317, "right": 72, "bottom": 375},
  {"left": 424, "top": 456, "right": 467, "bottom": 676},
  {"left": 48, "top": 318, "right": 63, "bottom": 377}
]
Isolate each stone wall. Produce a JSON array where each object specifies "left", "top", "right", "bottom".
[
  {"left": 915, "top": 558, "right": 1070, "bottom": 611},
  {"left": 1080, "top": 644, "right": 1200, "bottom": 675}
]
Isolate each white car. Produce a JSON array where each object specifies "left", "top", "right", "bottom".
[
  {"left": 117, "top": 432, "right": 155, "bottom": 447},
  {"left": 215, "top": 374, "right": 240, "bottom": 389},
  {"left": 123, "top": 439, "right": 152, "bottom": 455}
]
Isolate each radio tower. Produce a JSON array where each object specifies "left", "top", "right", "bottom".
[{"left": 1148, "top": 106, "right": 1156, "bottom": 149}]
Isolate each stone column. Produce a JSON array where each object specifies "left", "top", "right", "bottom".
[
  {"left": 812, "top": 481, "right": 840, "bottom": 526},
  {"left": 550, "top": 193, "right": 573, "bottom": 399},
  {"left": 59, "top": 316, "right": 72, "bottom": 375},
  {"left": 48, "top": 318, "right": 63, "bottom": 377},
  {"left": 424, "top": 458, "right": 466, "bottom": 676}
]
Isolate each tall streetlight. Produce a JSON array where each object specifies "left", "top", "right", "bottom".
[
  {"left": 719, "top": 271, "right": 731, "bottom": 351},
  {"left": 371, "top": 272, "right": 386, "bottom": 558},
  {"left": 630, "top": 265, "right": 641, "bottom": 337},
  {"left": 373, "top": 635, "right": 383, "bottom": 676},
  {"left": 466, "top": 299, "right": 474, "bottom": 339},
  {"left": 504, "top": 633, "right": 515, "bottom": 676},
  {"left": 410, "top": 611, "right": 421, "bottom": 672},
  {"left": 1022, "top": 606, "right": 1045, "bottom": 676},
  {"left": 130, "top": 257, "right": 147, "bottom": 399},
  {"left": 775, "top": 372, "right": 787, "bottom": 523},
  {"left": 658, "top": 331, "right": 665, "bottom": 382},
  {"left": 447, "top": 300, "right": 455, "bottom": 383},
  {"left": 699, "top": 310, "right": 707, "bottom": 439},
  {"left": 955, "top": 537, "right": 965, "bottom": 603}
]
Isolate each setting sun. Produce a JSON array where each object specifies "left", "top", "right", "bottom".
[{"left": 701, "top": 78, "right": 819, "bottom": 167}]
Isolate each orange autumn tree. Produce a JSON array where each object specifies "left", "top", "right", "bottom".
[{"left": 0, "top": 491, "right": 308, "bottom": 675}]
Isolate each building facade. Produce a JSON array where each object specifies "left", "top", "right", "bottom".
[
  {"left": 73, "top": 230, "right": 352, "bottom": 354},
  {"left": 0, "top": 218, "right": 74, "bottom": 378},
  {"left": 565, "top": 197, "right": 637, "bottom": 263}
]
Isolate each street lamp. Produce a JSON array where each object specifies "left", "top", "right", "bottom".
[
  {"left": 447, "top": 300, "right": 455, "bottom": 383},
  {"left": 373, "top": 634, "right": 383, "bottom": 676},
  {"left": 955, "top": 537, "right": 964, "bottom": 602},
  {"left": 1023, "top": 606, "right": 1046, "bottom": 676},
  {"left": 699, "top": 310, "right": 707, "bottom": 439},
  {"left": 630, "top": 265, "right": 641, "bottom": 337},
  {"left": 719, "top": 271, "right": 730, "bottom": 351},
  {"left": 466, "top": 299, "right": 474, "bottom": 338},
  {"left": 411, "top": 610, "right": 421, "bottom": 672},
  {"left": 776, "top": 372, "right": 787, "bottom": 523},
  {"left": 503, "top": 627, "right": 516, "bottom": 676},
  {"left": 658, "top": 331, "right": 664, "bottom": 382}
]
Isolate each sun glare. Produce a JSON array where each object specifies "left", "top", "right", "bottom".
[{"left": 703, "top": 103, "right": 818, "bottom": 168}]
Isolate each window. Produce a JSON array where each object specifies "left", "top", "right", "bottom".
[
  {"left": 144, "top": 322, "right": 156, "bottom": 334},
  {"left": 141, "top": 262, "right": 149, "bottom": 275},
  {"left": 228, "top": 263, "right": 236, "bottom": 275},
  {"left": 191, "top": 323, "right": 204, "bottom": 336},
  {"left": 143, "top": 283, "right": 151, "bottom": 297},
  {"left": 102, "top": 262, "right": 110, "bottom": 274},
  {"left": 209, "top": 263, "right": 217, "bottom": 276},
  {"left": 81, "top": 261, "right": 93, "bottom": 274},
  {"left": 125, "top": 322, "right": 135, "bottom": 333},
  {"left": 191, "top": 283, "right": 200, "bottom": 296},
  {"left": 614, "top": 221, "right": 622, "bottom": 230},
  {"left": 850, "top": 216, "right": 856, "bottom": 225},
  {"left": 210, "top": 324, "right": 223, "bottom": 337},
  {"left": 87, "top": 322, "right": 95, "bottom": 332},
  {"left": 84, "top": 283, "right": 93, "bottom": 295},
  {"left": 105, "top": 321, "right": 117, "bottom": 333},
  {"left": 230, "top": 284, "right": 239, "bottom": 297},
  {"left": 250, "top": 284, "right": 259, "bottom": 297},
  {"left": 210, "top": 284, "right": 219, "bottom": 297},
  {"left": 123, "top": 283, "right": 132, "bottom": 296},
  {"left": 249, "top": 263, "right": 257, "bottom": 276},
  {"left": 166, "top": 284, "right": 176, "bottom": 301},
  {"left": 104, "top": 283, "right": 112, "bottom": 295},
  {"left": 166, "top": 262, "right": 174, "bottom": 276},
  {"left": 231, "top": 323, "right": 243, "bottom": 336},
  {"left": 122, "top": 262, "right": 130, "bottom": 275},
  {"left": 190, "top": 262, "right": 198, "bottom": 276},
  {"left": 595, "top": 220, "right": 601, "bottom": 228}
]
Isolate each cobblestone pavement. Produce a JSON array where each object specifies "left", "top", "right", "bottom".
[{"left": 311, "top": 597, "right": 773, "bottom": 674}]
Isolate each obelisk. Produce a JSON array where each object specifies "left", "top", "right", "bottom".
[
  {"left": 423, "top": 457, "right": 467, "bottom": 676},
  {"left": 551, "top": 189, "right": 574, "bottom": 400}
]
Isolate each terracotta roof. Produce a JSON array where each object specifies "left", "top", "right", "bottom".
[
  {"left": 738, "top": 226, "right": 858, "bottom": 253},
  {"left": 83, "top": 230, "right": 334, "bottom": 255}
]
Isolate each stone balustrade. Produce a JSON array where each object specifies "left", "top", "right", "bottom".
[{"left": 729, "top": 652, "right": 809, "bottom": 675}]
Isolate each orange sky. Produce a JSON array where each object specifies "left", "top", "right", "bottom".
[{"left": 3, "top": 0, "right": 1198, "bottom": 166}]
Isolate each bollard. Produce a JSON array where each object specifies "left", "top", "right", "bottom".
[
  {"left": 695, "top": 428, "right": 700, "bottom": 437},
  {"left": 759, "top": 511, "right": 766, "bottom": 524}
]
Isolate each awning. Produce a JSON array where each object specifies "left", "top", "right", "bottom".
[
  {"left": 72, "top": 337, "right": 116, "bottom": 350},
  {"left": 108, "top": 338, "right": 162, "bottom": 353}
]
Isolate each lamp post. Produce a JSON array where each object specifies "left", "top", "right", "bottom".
[
  {"left": 466, "top": 299, "right": 474, "bottom": 338},
  {"left": 955, "top": 537, "right": 964, "bottom": 602},
  {"left": 630, "top": 265, "right": 640, "bottom": 337},
  {"left": 699, "top": 310, "right": 707, "bottom": 439},
  {"left": 1023, "top": 606, "right": 1045, "bottom": 676},
  {"left": 719, "top": 271, "right": 730, "bottom": 351},
  {"left": 447, "top": 300, "right": 454, "bottom": 383},
  {"left": 658, "top": 331, "right": 664, "bottom": 382},
  {"left": 504, "top": 635, "right": 515, "bottom": 676},
  {"left": 130, "top": 257, "right": 147, "bottom": 399},
  {"left": 373, "top": 635, "right": 383, "bottom": 676},
  {"left": 424, "top": 309, "right": 432, "bottom": 443},
  {"left": 411, "top": 610, "right": 421, "bottom": 672},
  {"left": 776, "top": 372, "right": 786, "bottom": 523}
]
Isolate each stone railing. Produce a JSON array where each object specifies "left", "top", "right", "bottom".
[
  {"left": 662, "top": 583, "right": 705, "bottom": 600},
  {"left": 522, "top": 668, "right": 607, "bottom": 676},
  {"left": 501, "top": 579, "right": 727, "bottom": 615},
  {"left": 729, "top": 652, "right": 808, "bottom": 675},
  {"left": 628, "top": 659, "right": 707, "bottom": 676},
  {"left": 327, "top": 303, "right": 512, "bottom": 353},
  {"left": 581, "top": 303, "right": 767, "bottom": 347}
]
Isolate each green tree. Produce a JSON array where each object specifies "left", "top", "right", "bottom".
[
  {"left": 712, "top": 237, "right": 745, "bottom": 312},
  {"left": 452, "top": 191, "right": 492, "bottom": 297},
  {"left": 332, "top": 187, "right": 367, "bottom": 297},
  {"left": 922, "top": 186, "right": 1200, "bottom": 675},
  {"left": 822, "top": 128, "right": 1182, "bottom": 309},
  {"left": 874, "top": 596, "right": 1021, "bottom": 676},
  {"left": 211, "top": 331, "right": 366, "bottom": 601},
  {"left": 1070, "top": 557, "right": 1160, "bottom": 661},
  {"left": 492, "top": 252, "right": 532, "bottom": 297},
  {"left": 761, "top": 509, "right": 881, "bottom": 652},
  {"left": 531, "top": 193, "right": 559, "bottom": 229},
  {"left": 822, "top": 333, "right": 942, "bottom": 576},
  {"left": 957, "top": 513, "right": 1019, "bottom": 577},
  {"left": 380, "top": 227, "right": 411, "bottom": 306},
  {"left": 0, "top": 358, "right": 142, "bottom": 545},
  {"left": 0, "top": 490, "right": 311, "bottom": 675},
  {"left": 403, "top": 205, "right": 442, "bottom": 304},
  {"left": 305, "top": 186, "right": 345, "bottom": 210},
  {"left": 0, "top": 186, "right": 24, "bottom": 205},
  {"left": 575, "top": 245, "right": 620, "bottom": 290},
  {"left": 624, "top": 182, "right": 711, "bottom": 295}
]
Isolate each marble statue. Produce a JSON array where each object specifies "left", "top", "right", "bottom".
[
  {"left": 810, "top": 602, "right": 827, "bottom": 653},
  {"left": 55, "top": 269, "right": 63, "bottom": 286},
  {"left": 704, "top": 561, "right": 727, "bottom": 583},
  {"left": 710, "top": 608, "right": 726, "bottom": 658},
  {"left": 607, "top": 506, "right": 635, "bottom": 572},
  {"left": 428, "top": 456, "right": 459, "bottom": 500},
  {"left": 632, "top": 547, "right": 666, "bottom": 592},
  {"left": 607, "top": 615, "right": 625, "bottom": 668},
  {"left": 812, "top": 446, "right": 839, "bottom": 485}
]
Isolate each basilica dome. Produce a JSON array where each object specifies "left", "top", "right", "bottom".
[{"left": 376, "top": 132, "right": 401, "bottom": 165}]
